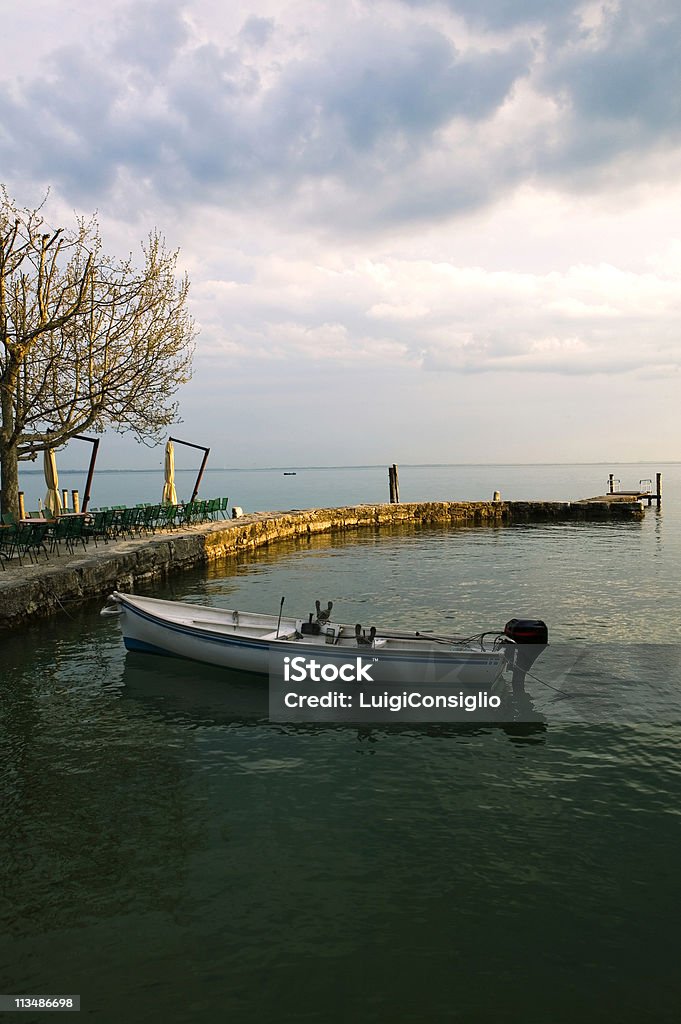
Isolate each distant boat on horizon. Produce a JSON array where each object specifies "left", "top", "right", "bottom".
[{"left": 283, "top": 471, "right": 297, "bottom": 475}]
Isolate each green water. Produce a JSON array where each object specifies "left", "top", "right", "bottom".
[{"left": 2, "top": 468, "right": 681, "bottom": 1023}]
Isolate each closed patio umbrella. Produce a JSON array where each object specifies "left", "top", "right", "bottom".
[
  {"left": 162, "top": 440, "right": 177, "bottom": 504},
  {"left": 44, "top": 448, "right": 63, "bottom": 516}
]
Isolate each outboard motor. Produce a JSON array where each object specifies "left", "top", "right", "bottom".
[{"left": 504, "top": 619, "right": 548, "bottom": 693}]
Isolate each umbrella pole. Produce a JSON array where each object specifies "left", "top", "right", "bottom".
[
  {"left": 74, "top": 436, "right": 100, "bottom": 512},
  {"left": 169, "top": 437, "right": 211, "bottom": 503},
  {"left": 191, "top": 448, "right": 210, "bottom": 503}
]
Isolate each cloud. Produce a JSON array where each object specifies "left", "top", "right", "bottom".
[
  {"left": 239, "top": 15, "right": 275, "bottom": 47},
  {"left": 0, "top": 0, "right": 527, "bottom": 225},
  {"left": 111, "top": 0, "right": 190, "bottom": 73},
  {"left": 400, "top": 0, "right": 582, "bottom": 31},
  {"left": 524, "top": 1, "right": 681, "bottom": 189},
  {"left": 3, "top": 0, "right": 681, "bottom": 236},
  {"left": 4, "top": 0, "right": 681, "bottom": 472},
  {"left": 186, "top": 229, "right": 681, "bottom": 381}
]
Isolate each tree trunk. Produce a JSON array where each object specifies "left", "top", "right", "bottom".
[{"left": 0, "top": 439, "right": 19, "bottom": 518}]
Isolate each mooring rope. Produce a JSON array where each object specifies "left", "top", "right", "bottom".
[{"left": 520, "top": 665, "right": 573, "bottom": 701}]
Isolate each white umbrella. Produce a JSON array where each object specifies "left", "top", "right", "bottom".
[
  {"left": 162, "top": 440, "right": 177, "bottom": 504},
  {"left": 44, "top": 448, "right": 63, "bottom": 516}
]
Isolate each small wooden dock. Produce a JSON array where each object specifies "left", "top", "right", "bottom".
[{"left": 582, "top": 472, "right": 662, "bottom": 507}]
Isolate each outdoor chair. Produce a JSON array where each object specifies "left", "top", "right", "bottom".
[
  {"left": 3, "top": 523, "right": 50, "bottom": 566},
  {"left": 83, "top": 510, "right": 109, "bottom": 546},
  {"left": 117, "top": 507, "right": 139, "bottom": 538},
  {"left": 48, "top": 517, "right": 71, "bottom": 555},
  {"left": 132, "top": 506, "right": 147, "bottom": 534},
  {"left": 63, "top": 516, "right": 87, "bottom": 554},
  {"left": 0, "top": 522, "right": 18, "bottom": 568},
  {"left": 104, "top": 509, "right": 122, "bottom": 540},
  {"left": 29, "top": 523, "right": 50, "bottom": 562},
  {"left": 140, "top": 505, "right": 162, "bottom": 534},
  {"left": 183, "top": 501, "right": 205, "bottom": 525},
  {"left": 157, "top": 504, "right": 179, "bottom": 531},
  {"left": 2, "top": 523, "right": 31, "bottom": 565}
]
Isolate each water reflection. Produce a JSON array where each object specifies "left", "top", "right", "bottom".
[
  {"left": 121, "top": 653, "right": 270, "bottom": 725},
  {"left": 120, "top": 651, "right": 548, "bottom": 744}
]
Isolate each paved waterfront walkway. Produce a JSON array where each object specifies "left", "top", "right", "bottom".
[
  {"left": 0, "top": 515, "right": 238, "bottom": 629},
  {"left": 0, "top": 519, "right": 207, "bottom": 583}
]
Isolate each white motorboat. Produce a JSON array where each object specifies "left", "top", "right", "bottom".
[{"left": 103, "top": 592, "right": 548, "bottom": 689}]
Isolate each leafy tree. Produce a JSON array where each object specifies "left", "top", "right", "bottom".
[{"left": 0, "top": 186, "right": 195, "bottom": 516}]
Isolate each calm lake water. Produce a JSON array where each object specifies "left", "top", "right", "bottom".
[{"left": 2, "top": 463, "right": 681, "bottom": 1023}]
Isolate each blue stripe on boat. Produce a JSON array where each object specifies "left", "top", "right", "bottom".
[{"left": 123, "top": 636, "right": 177, "bottom": 656}]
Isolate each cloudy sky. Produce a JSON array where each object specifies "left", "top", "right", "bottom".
[{"left": 2, "top": 0, "right": 681, "bottom": 468}]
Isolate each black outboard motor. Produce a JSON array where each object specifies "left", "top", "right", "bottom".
[{"left": 504, "top": 619, "right": 549, "bottom": 693}]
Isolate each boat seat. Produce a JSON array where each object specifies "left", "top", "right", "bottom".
[{"left": 260, "top": 630, "right": 298, "bottom": 641}]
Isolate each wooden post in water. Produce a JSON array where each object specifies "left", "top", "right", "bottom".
[
  {"left": 608, "top": 473, "right": 614, "bottom": 494},
  {"left": 18, "top": 491, "right": 25, "bottom": 519},
  {"left": 62, "top": 489, "right": 68, "bottom": 511},
  {"left": 388, "top": 464, "right": 400, "bottom": 503},
  {"left": 72, "top": 490, "right": 80, "bottom": 514},
  {"left": 655, "top": 472, "right": 662, "bottom": 507}
]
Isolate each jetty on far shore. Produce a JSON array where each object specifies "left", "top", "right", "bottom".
[{"left": 578, "top": 472, "right": 662, "bottom": 508}]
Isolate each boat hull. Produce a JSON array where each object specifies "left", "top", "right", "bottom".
[{"left": 109, "top": 592, "right": 508, "bottom": 689}]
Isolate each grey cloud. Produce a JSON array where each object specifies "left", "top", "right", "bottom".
[
  {"left": 2, "top": 0, "right": 681, "bottom": 231},
  {"left": 304, "top": 30, "right": 530, "bottom": 151},
  {"left": 543, "top": 4, "right": 681, "bottom": 131},
  {"left": 1, "top": 47, "right": 118, "bottom": 195},
  {"left": 160, "top": 23, "right": 530, "bottom": 186},
  {"left": 0, "top": 3, "right": 530, "bottom": 216},
  {"left": 532, "top": 0, "right": 681, "bottom": 185},
  {"left": 111, "top": 0, "right": 190, "bottom": 73},
  {"left": 399, "top": 0, "right": 581, "bottom": 31},
  {"left": 239, "top": 16, "right": 275, "bottom": 48}
]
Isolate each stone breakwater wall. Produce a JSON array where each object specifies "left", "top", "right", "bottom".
[{"left": 0, "top": 500, "right": 643, "bottom": 631}]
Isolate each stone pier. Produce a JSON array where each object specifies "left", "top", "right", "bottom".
[{"left": 0, "top": 499, "right": 643, "bottom": 631}]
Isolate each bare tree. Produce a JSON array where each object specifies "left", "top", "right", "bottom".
[{"left": 0, "top": 187, "right": 195, "bottom": 516}]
